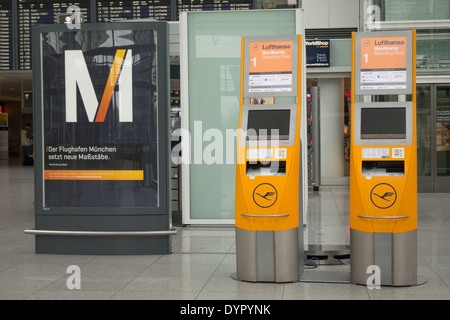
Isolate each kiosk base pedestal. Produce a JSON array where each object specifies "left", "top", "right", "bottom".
[
  {"left": 350, "top": 228, "right": 418, "bottom": 286},
  {"left": 235, "top": 227, "right": 301, "bottom": 283},
  {"left": 35, "top": 235, "right": 172, "bottom": 255}
]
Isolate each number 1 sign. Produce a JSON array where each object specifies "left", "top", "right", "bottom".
[
  {"left": 354, "top": 31, "right": 413, "bottom": 95},
  {"left": 243, "top": 35, "right": 299, "bottom": 98}
]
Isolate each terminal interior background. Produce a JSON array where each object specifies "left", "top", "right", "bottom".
[{"left": 0, "top": 0, "right": 450, "bottom": 300}]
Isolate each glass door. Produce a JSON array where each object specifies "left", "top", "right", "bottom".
[
  {"left": 435, "top": 85, "right": 450, "bottom": 192},
  {"left": 417, "top": 84, "right": 450, "bottom": 193},
  {"left": 417, "top": 85, "right": 433, "bottom": 192}
]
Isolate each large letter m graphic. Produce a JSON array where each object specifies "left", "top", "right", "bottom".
[{"left": 65, "top": 49, "right": 132, "bottom": 122}]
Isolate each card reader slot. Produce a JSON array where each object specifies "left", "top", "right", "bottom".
[
  {"left": 246, "top": 161, "right": 286, "bottom": 176},
  {"left": 362, "top": 160, "right": 404, "bottom": 176}
]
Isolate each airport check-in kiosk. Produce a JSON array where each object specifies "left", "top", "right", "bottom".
[
  {"left": 235, "top": 35, "right": 303, "bottom": 282},
  {"left": 350, "top": 30, "right": 418, "bottom": 286}
]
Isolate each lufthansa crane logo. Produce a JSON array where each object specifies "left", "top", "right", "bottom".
[
  {"left": 363, "top": 39, "right": 371, "bottom": 47},
  {"left": 370, "top": 183, "right": 397, "bottom": 209},
  {"left": 253, "top": 183, "right": 278, "bottom": 208}
]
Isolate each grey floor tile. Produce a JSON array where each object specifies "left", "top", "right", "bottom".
[
  {"left": 282, "top": 290, "right": 370, "bottom": 300},
  {"left": 283, "top": 281, "right": 370, "bottom": 300},
  {"left": 172, "top": 237, "right": 235, "bottom": 254},
  {"left": 111, "top": 290, "right": 198, "bottom": 300},
  {"left": 0, "top": 262, "right": 69, "bottom": 280},
  {"left": 366, "top": 277, "right": 450, "bottom": 299},
  {"left": 88, "top": 254, "right": 161, "bottom": 266},
  {"left": 140, "top": 260, "right": 219, "bottom": 277},
  {"left": 0, "top": 253, "right": 35, "bottom": 272},
  {"left": 0, "top": 275, "right": 57, "bottom": 292},
  {"left": 71, "top": 261, "right": 150, "bottom": 281},
  {"left": 211, "top": 261, "right": 237, "bottom": 278},
  {"left": 1, "top": 159, "right": 450, "bottom": 300},
  {"left": 202, "top": 275, "right": 285, "bottom": 294},
  {"left": 122, "top": 275, "right": 210, "bottom": 293},
  {"left": 0, "top": 290, "right": 34, "bottom": 300},
  {"left": 196, "top": 291, "right": 284, "bottom": 300},
  {"left": 26, "top": 290, "right": 117, "bottom": 300},
  {"left": 183, "top": 227, "right": 235, "bottom": 238},
  {"left": 155, "top": 253, "right": 226, "bottom": 266},
  {"left": 21, "top": 253, "right": 97, "bottom": 266},
  {"left": 40, "top": 277, "right": 131, "bottom": 292}
]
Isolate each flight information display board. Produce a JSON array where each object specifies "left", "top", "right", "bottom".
[
  {"left": 177, "top": 0, "right": 252, "bottom": 18},
  {"left": 0, "top": 0, "right": 12, "bottom": 70},
  {"left": 97, "top": 0, "right": 172, "bottom": 22},
  {"left": 18, "top": 0, "right": 91, "bottom": 70}
]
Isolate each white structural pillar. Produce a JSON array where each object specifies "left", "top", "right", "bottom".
[{"left": 317, "top": 78, "right": 345, "bottom": 178}]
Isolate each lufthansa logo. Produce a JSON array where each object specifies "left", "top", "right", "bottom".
[
  {"left": 363, "top": 39, "right": 371, "bottom": 47},
  {"left": 370, "top": 183, "right": 397, "bottom": 209},
  {"left": 253, "top": 183, "right": 278, "bottom": 208},
  {"left": 251, "top": 43, "right": 259, "bottom": 51}
]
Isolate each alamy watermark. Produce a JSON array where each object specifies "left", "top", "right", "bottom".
[
  {"left": 366, "top": 265, "right": 381, "bottom": 289},
  {"left": 64, "top": 5, "right": 82, "bottom": 30},
  {"left": 66, "top": 265, "right": 81, "bottom": 290},
  {"left": 365, "top": 1, "right": 381, "bottom": 30},
  {"left": 171, "top": 121, "right": 282, "bottom": 167}
]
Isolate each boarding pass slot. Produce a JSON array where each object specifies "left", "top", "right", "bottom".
[
  {"left": 362, "top": 161, "right": 404, "bottom": 177},
  {"left": 246, "top": 161, "right": 286, "bottom": 177}
]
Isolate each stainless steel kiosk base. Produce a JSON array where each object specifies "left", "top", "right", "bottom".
[
  {"left": 235, "top": 227, "right": 301, "bottom": 283},
  {"left": 350, "top": 228, "right": 418, "bottom": 286}
]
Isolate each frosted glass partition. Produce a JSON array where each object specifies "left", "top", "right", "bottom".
[
  {"left": 330, "top": 39, "right": 352, "bottom": 67},
  {"left": 181, "top": 10, "right": 299, "bottom": 223}
]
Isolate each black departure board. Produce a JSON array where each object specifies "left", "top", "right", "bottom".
[
  {"left": 177, "top": 0, "right": 253, "bottom": 18},
  {"left": 97, "top": 0, "right": 171, "bottom": 22},
  {"left": 0, "top": 1, "right": 12, "bottom": 70},
  {"left": 18, "top": 0, "right": 91, "bottom": 70}
]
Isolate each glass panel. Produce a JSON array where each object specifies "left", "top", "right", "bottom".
[
  {"left": 417, "top": 86, "right": 432, "bottom": 177},
  {"left": 436, "top": 86, "right": 450, "bottom": 176},
  {"left": 330, "top": 39, "right": 352, "bottom": 67},
  {"left": 255, "top": 0, "right": 293, "bottom": 9},
  {"left": 42, "top": 29, "right": 159, "bottom": 207},
  {"left": 416, "top": 30, "right": 450, "bottom": 72},
  {"left": 187, "top": 10, "right": 297, "bottom": 220},
  {"left": 378, "top": 0, "right": 450, "bottom": 21}
]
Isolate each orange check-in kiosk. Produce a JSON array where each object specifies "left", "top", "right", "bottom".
[
  {"left": 350, "top": 30, "right": 418, "bottom": 286},
  {"left": 235, "top": 35, "right": 303, "bottom": 282}
]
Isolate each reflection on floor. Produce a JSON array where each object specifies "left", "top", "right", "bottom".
[{"left": 1, "top": 159, "right": 450, "bottom": 300}]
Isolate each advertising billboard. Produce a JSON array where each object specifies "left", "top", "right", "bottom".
[{"left": 34, "top": 23, "right": 170, "bottom": 213}]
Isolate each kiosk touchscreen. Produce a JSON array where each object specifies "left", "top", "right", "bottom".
[{"left": 235, "top": 35, "right": 302, "bottom": 283}]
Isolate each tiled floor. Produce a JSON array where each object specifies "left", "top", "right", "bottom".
[{"left": 1, "top": 158, "right": 450, "bottom": 300}]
